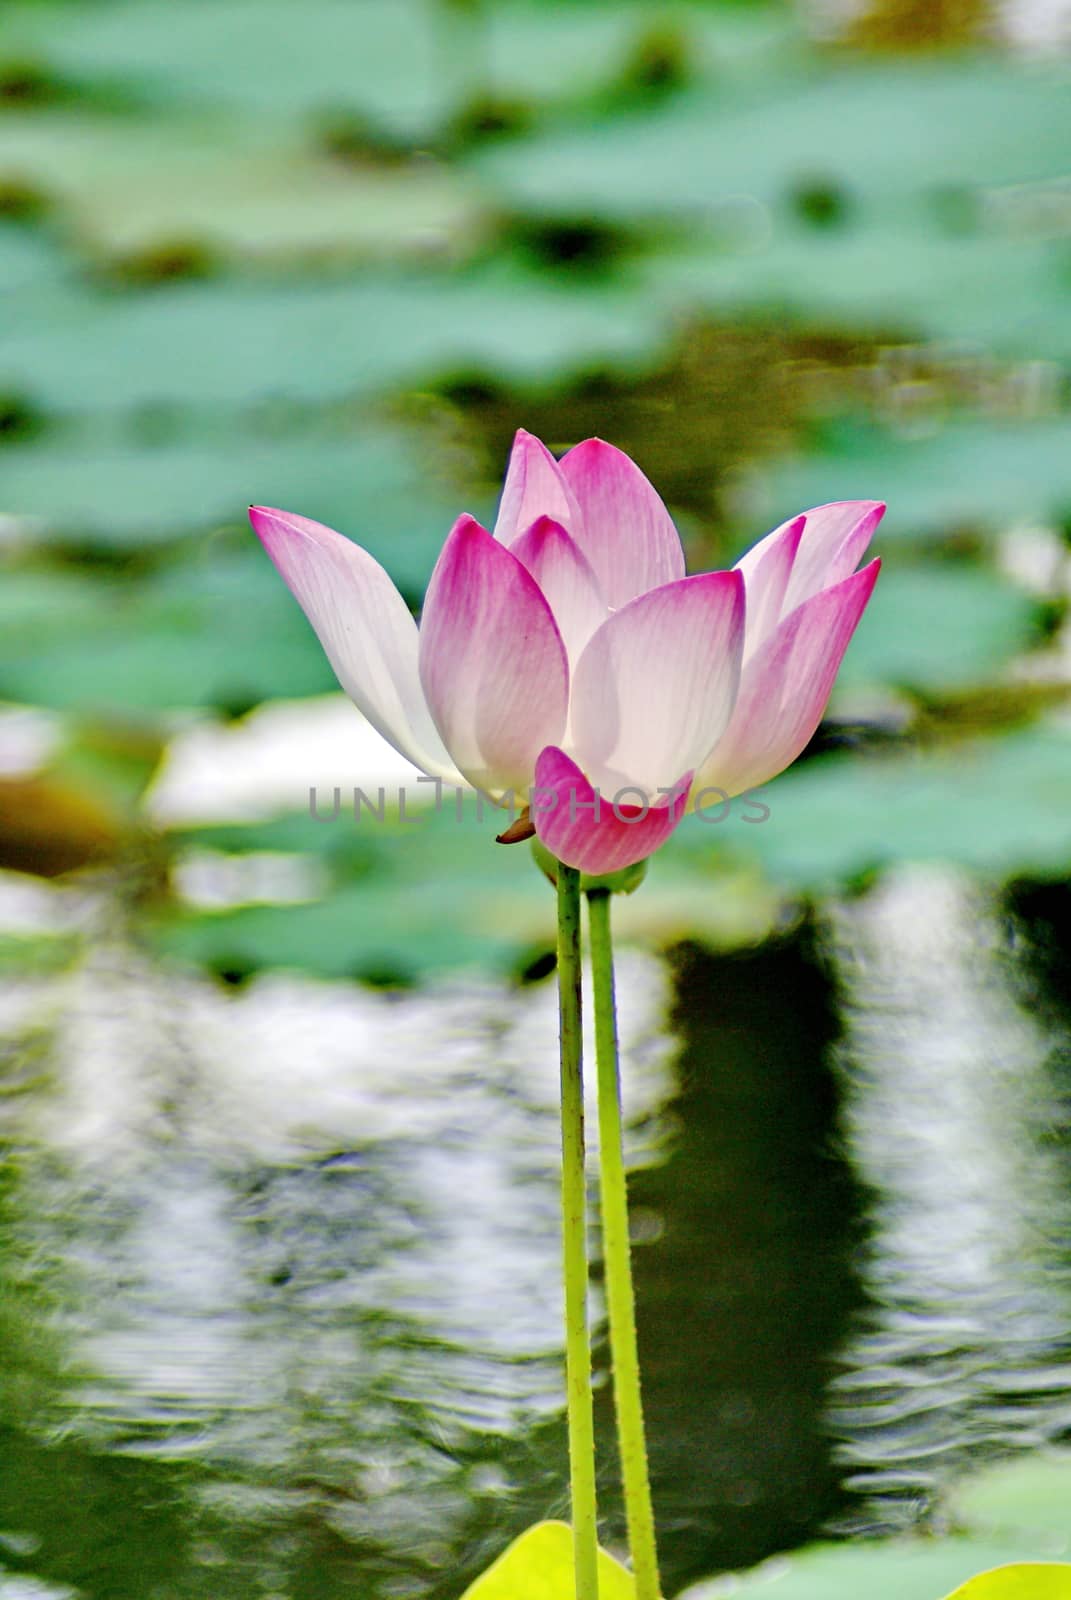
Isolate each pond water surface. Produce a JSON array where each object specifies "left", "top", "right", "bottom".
[{"left": 2, "top": 861, "right": 1070, "bottom": 1597}]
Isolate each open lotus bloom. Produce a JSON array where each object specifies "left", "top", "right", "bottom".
[{"left": 250, "top": 431, "right": 881, "bottom": 875}]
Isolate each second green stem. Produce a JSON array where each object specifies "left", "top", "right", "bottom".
[
  {"left": 557, "top": 862, "right": 600, "bottom": 1600},
  {"left": 587, "top": 888, "right": 661, "bottom": 1600}
]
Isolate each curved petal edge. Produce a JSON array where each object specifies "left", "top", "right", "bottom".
[
  {"left": 532, "top": 746, "right": 692, "bottom": 875},
  {"left": 249, "top": 505, "right": 460, "bottom": 780},
  {"left": 697, "top": 557, "right": 881, "bottom": 798},
  {"left": 494, "top": 429, "right": 581, "bottom": 547},
  {"left": 558, "top": 437, "right": 686, "bottom": 609}
]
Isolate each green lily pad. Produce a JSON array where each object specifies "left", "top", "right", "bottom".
[
  {"left": 0, "top": 554, "right": 335, "bottom": 713},
  {"left": 0, "top": 105, "right": 484, "bottom": 268},
  {"left": 152, "top": 787, "right": 778, "bottom": 980},
  {"left": 154, "top": 800, "right": 554, "bottom": 982},
  {"left": 0, "top": 421, "right": 471, "bottom": 581},
  {"left": 742, "top": 421, "right": 1071, "bottom": 544},
  {"left": 638, "top": 217, "right": 1071, "bottom": 363},
  {"left": 460, "top": 1521, "right": 635, "bottom": 1600},
  {"left": 0, "top": 219, "right": 65, "bottom": 297},
  {"left": 836, "top": 561, "right": 1042, "bottom": 693},
  {"left": 951, "top": 1452, "right": 1071, "bottom": 1547},
  {"left": 674, "top": 722, "right": 1071, "bottom": 890},
  {"left": 0, "top": 0, "right": 795, "bottom": 144},
  {"left": 3, "top": 258, "right": 661, "bottom": 417},
  {"left": 701, "top": 1542, "right": 1070, "bottom": 1600},
  {"left": 0, "top": 0, "right": 455, "bottom": 142},
  {"left": 475, "top": 57, "right": 1071, "bottom": 363},
  {"left": 689, "top": 1455, "right": 1071, "bottom": 1600},
  {"left": 477, "top": 59, "right": 1071, "bottom": 222}
]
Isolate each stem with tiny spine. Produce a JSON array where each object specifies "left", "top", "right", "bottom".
[
  {"left": 556, "top": 861, "right": 600, "bottom": 1600},
  {"left": 587, "top": 887, "right": 661, "bottom": 1600}
]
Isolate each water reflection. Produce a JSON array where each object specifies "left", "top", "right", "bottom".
[
  {"left": 2, "top": 865, "right": 1071, "bottom": 1594},
  {"left": 0, "top": 910, "right": 674, "bottom": 1596},
  {"left": 617, "top": 922, "right": 867, "bottom": 1589},
  {"left": 826, "top": 864, "right": 1071, "bottom": 1530}
]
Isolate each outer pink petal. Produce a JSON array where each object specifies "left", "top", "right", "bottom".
[
  {"left": 783, "top": 501, "right": 885, "bottom": 612},
  {"left": 734, "top": 502, "right": 884, "bottom": 643},
  {"left": 250, "top": 506, "right": 460, "bottom": 780},
  {"left": 494, "top": 428, "right": 582, "bottom": 546},
  {"left": 558, "top": 438, "right": 686, "bottom": 608},
  {"left": 696, "top": 558, "right": 881, "bottom": 799},
  {"left": 532, "top": 747, "right": 692, "bottom": 874},
  {"left": 509, "top": 515, "right": 608, "bottom": 665},
  {"left": 418, "top": 515, "right": 568, "bottom": 793},
  {"left": 569, "top": 569, "right": 744, "bottom": 798}
]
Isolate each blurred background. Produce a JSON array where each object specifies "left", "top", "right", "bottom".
[{"left": 1, "top": 0, "right": 1071, "bottom": 1596}]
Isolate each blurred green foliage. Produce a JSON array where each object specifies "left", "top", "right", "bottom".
[{"left": 0, "top": 0, "right": 1068, "bottom": 976}]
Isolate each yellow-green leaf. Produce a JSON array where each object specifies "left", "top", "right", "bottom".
[
  {"left": 941, "top": 1565, "right": 1071, "bottom": 1600},
  {"left": 460, "top": 1521, "right": 637, "bottom": 1600}
]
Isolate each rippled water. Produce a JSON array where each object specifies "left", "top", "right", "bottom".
[
  {"left": 828, "top": 868, "right": 1071, "bottom": 1526},
  {"left": 1, "top": 863, "right": 1070, "bottom": 1596}
]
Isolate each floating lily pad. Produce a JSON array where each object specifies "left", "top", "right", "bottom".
[
  {"left": 0, "top": 0, "right": 796, "bottom": 144},
  {"left": 740, "top": 421, "right": 1071, "bottom": 544},
  {"left": 475, "top": 58, "right": 1071, "bottom": 361},
  {"left": 687, "top": 1543, "right": 1071, "bottom": 1600},
  {"left": 683, "top": 722, "right": 1071, "bottom": 891},
  {"left": 0, "top": 0, "right": 454, "bottom": 141},
  {"left": 0, "top": 422, "right": 473, "bottom": 582},
  {"left": 950, "top": 1451, "right": 1071, "bottom": 1548},
  {"left": 152, "top": 722, "right": 1071, "bottom": 984},
  {"left": 0, "top": 219, "right": 65, "bottom": 297},
  {"left": 154, "top": 801, "right": 554, "bottom": 982},
  {"left": 836, "top": 561, "right": 1043, "bottom": 693},
  {"left": 2, "top": 259, "right": 662, "bottom": 417},
  {"left": 0, "top": 553, "right": 336, "bottom": 713},
  {"left": 476, "top": 60, "right": 1071, "bottom": 222},
  {"left": 688, "top": 1459, "right": 1071, "bottom": 1598},
  {"left": 638, "top": 220, "right": 1071, "bottom": 363},
  {"left": 0, "top": 105, "right": 485, "bottom": 268}
]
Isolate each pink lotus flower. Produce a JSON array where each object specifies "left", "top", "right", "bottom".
[{"left": 250, "top": 431, "right": 881, "bottom": 875}]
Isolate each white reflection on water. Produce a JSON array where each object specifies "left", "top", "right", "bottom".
[
  {"left": 1, "top": 915, "right": 674, "bottom": 1492},
  {"left": 0, "top": 1579, "right": 79, "bottom": 1600},
  {"left": 997, "top": 0, "right": 1071, "bottom": 49},
  {"left": 0, "top": 707, "right": 63, "bottom": 778},
  {"left": 804, "top": 0, "right": 1071, "bottom": 48},
  {"left": 147, "top": 696, "right": 426, "bottom": 827},
  {"left": 826, "top": 863, "right": 1071, "bottom": 1527}
]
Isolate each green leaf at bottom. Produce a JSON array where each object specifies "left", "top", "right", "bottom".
[
  {"left": 941, "top": 1565, "right": 1071, "bottom": 1599},
  {"left": 460, "top": 1521, "right": 637, "bottom": 1600}
]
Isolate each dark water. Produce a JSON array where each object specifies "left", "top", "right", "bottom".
[{"left": 2, "top": 863, "right": 1071, "bottom": 1597}]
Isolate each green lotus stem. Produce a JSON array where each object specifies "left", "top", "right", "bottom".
[
  {"left": 556, "top": 860, "right": 600, "bottom": 1600},
  {"left": 587, "top": 887, "right": 661, "bottom": 1600}
]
